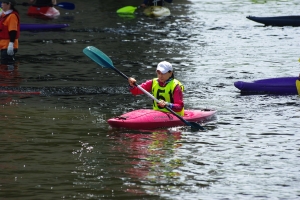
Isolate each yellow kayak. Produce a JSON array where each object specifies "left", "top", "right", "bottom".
[{"left": 143, "top": 6, "right": 171, "bottom": 17}]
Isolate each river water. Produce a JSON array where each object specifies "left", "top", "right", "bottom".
[{"left": 0, "top": 0, "right": 299, "bottom": 199}]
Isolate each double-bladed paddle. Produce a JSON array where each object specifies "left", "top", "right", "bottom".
[
  {"left": 83, "top": 46, "right": 205, "bottom": 131},
  {"left": 19, "top": 2, "right": 75, "bottom": 10}
]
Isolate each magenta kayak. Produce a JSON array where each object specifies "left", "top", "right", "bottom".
[
  {"left": 107, "top": 109, "right": 217, "bottom": 130},
  {"left": 20, "top": 23, "right": 69, "bottom": 31}
]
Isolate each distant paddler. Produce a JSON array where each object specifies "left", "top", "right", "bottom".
[
  {"left": 140, "top": 0, "right": 173, "bottom": 8},
  {"left": 27, "top": 0, "right": 60, "bottom": 19},
  {"left": 141, "top": 0, "right": 172, "bottom": 17},
  {"left": 117, "top": 0, "right": 172, "bottom": 17}
]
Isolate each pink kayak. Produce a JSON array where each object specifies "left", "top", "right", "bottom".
[{"left": 107, "top": 109, "right": 217, "bottom": 130}]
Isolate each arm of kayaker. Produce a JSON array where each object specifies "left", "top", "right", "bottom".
[
  {"left": 128, "top": 77, "right": 136, "bottom": 87},
  {"left": 129, "top": 79, "right": 153, "bottom": 95},
  {"left": 157, "top": 85, "right": 183, "bottom": 112},
  {"left": 170, "top": 85, "right": 184, "bottom": 112},
  {"left": 157, "top": 100, "right": 170, "bottom": 108}
]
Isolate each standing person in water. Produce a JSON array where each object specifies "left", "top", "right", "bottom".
[
  {"left": 128, "top": 61, "right": 185, "bottom": 116},
  {"left": 29, "top": 0, "right": 57, "bottom": 6},
  {"left": 0, "top": 0, "right": 20, "bottom": 65}
]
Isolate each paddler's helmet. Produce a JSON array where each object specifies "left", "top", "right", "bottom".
[
  {"left": 1, "top": 0, "right": 17, "bottom": 6},
  {"left": 157, "top": 61, "right": 173, "bottom": 74}
]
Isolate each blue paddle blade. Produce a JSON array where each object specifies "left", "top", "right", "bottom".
[{"left": 83, "top": 46, "right": 114, "bottom": 69}]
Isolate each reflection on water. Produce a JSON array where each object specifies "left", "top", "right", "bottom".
[
  {"left": 72, "top": 128, "right": 183, "bottom": 197},
  {"left": 0, "top": 64, "right": 20, "bottom": 87}
]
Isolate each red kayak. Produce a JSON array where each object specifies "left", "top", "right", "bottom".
[
  {"left": 107, "top": 109, "right": 217, "bottom": 130},
  {"left": 0, "top": 90, "right": 41, "bottom": 95},
  {"left": 27, "top": 6, "right": 60, "bottom": 19}
]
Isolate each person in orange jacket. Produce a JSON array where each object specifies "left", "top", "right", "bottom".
[{"left": 0, "top": 0, "right": 20, "bottom": 65}]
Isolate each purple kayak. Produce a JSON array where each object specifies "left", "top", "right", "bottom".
[
  {"left": 20, "top": 23, "right": 69, "bottom": 31},
  {"left": 234, "top": 77, "right": 300, "bottom": 95}
]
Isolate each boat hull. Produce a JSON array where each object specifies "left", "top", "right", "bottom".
[
  {"left": 143, "top": 6, "right": 171, "bottom": 17},
  {"left": 247, "top": 15, "right": 300, "bottom": 26},
  {"left": 234, "top": 77, "right": 300, "bottom": 95},
  {"left": 107, "top": 109, "right": 217, "bottom": 130},
  {"left": 20, "top": 23, "right": 69, "bottom": 31}
]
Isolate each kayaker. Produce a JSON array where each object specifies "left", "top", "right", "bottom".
[
  {"left": 141, "top": 0, "right": 173, "bottom": 7},
  {"left": 0, "top": 0, "right": 20, "bottom": 65},
  {"left": 128, "top": 61, "right": 185, "bottom": 116},
  {"left": 29, "top": 0, "right": 57, "bottom": 7},
  {"left": 27, "top": 0, "right": 60, "bottom": 19}
]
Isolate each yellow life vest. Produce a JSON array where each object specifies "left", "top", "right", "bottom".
[
  {"left": 296, "top": 80, "right": 300, "bottom": 95},
  {"left": 151, "top": 78, "right": 184, "bottom": 116}
]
